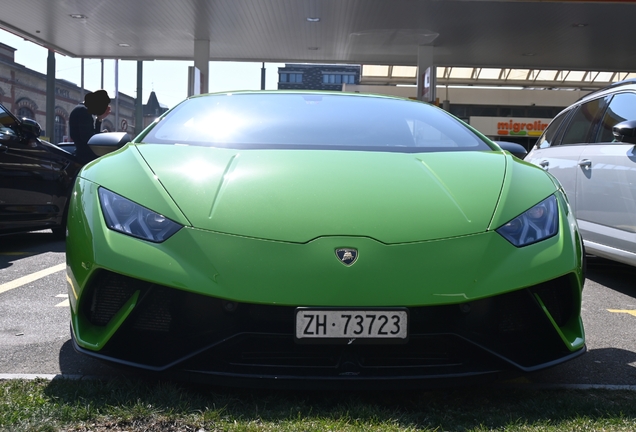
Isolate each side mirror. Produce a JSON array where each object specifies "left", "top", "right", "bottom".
[
  {"left": 493, "top": 141, "right": 528, "bottom": 160},
  {"left": 612, "top": 120, "right": 636, "bottom": 144},
  {"left": 88, "top": 132, "right": 132, "bottom": 156},
  {"left": 20, "top": 118, "right": 42, "bottom": 138}
]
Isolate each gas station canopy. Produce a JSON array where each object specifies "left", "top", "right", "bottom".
[{"left": 2, "top": 0, "right": 636, "bottom": 72}]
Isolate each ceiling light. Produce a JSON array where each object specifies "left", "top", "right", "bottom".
[
  {"left": 306, "top": 17, "right": 321, "bottom": 22},
  {"left": 69, "top": 14, "right": 87, "bottom": 19},
  {"left": 118, "top": 43, "right": 131, "bottom": 47}
]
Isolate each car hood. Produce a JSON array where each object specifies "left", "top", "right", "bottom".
[{"left": 131, "top": 145, "right": 507, "bottom": 244}]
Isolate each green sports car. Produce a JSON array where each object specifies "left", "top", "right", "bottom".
[{"left": 66, "top": 91, "right": 585, "bottom": 388}]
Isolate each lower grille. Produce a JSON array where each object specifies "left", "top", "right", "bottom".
[
  {"left": 182, "top": 333, "right": 503, "bottom": 378},
  {"left": 82, "top": 271, "right": 578, "bottom": 376},
  {"left": 131, "top": 287, "right": 172, "bottom": 332}
]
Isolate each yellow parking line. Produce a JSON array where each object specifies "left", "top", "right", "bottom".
[
  {"left": 0, "top": 263, "right": 66, "bottom": 295},
  {"left": 607, "top": 309, "right": 636, "bottom": 317}
]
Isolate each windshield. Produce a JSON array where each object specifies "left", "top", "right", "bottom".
[{"left": 140, "top": 93, "right": 491, "bottom": 153}]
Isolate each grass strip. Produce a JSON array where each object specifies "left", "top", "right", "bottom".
[{"left": 1, "top": 377, "right": 635, "bottom": 431}]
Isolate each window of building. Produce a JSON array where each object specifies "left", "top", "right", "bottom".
[
  {"left": 280, "top": 73, "right": 303, "bottom": 83},
  {"left": 511, "top": 107, "right": 528, "bottom": 117},
  {"left": 498, "top": 107, "right": 527, "bottom": 117},
  {"left": 449, "top": 105, "right": 468, "bottom": 120},
  {"left": 470, "top": 106, "right": 498, "bottom": 117},
  {"left": 54, "top": 115, "right": 66, "bottom": 144},
  {"left": 17, "top": 107, "right": 34, "bottom": 120},
  {"left": 322, "top": 74, "right": 356, "bottom": 84},
  {"left": 498, "top": 107, "right": 513, "bottom": 117},
  {"left": 527, "top": 107, "right": 555, "bottom": 118}
]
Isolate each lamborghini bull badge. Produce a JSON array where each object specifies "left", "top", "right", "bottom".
[{"left": 335, "top": 248, "right": 358, "bottom": 266}]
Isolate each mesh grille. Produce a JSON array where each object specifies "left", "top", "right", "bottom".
[
  {"left": 496, "top": 290, "right": 535, "bottom": 334},
  {"left": 532, "top": 275, "right": 576, "bottom": 327},
  {"left": 87, "top": 272, "right": 141, "bottom": 326},
  {"left": 88, "top": 271, "right": 577, "bottom": 374},
  {"left": 131, "top": 287, "right": 172, "bottom": 332}
]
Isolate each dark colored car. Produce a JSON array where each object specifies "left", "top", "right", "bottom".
[{"left": 0, "top": 103, "right": 81, "bottom": 237}]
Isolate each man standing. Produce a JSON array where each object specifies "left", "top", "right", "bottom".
[{"left": 69, "top": 90, "right": 111, "bottom": 164}]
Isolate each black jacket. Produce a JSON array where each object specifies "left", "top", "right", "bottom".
[{"left": 69, "top": 103, "right": 102, "bottom": 164}]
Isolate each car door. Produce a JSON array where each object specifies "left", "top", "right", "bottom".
[
  {"left": 526, "top": 96, "right": 609, "bottom": 208},
  {"left": 574, "top": 91, "right": 636, "bottom": 255},
  {"left": 0, "top": 104, "right": 78, "bottom": 233}
]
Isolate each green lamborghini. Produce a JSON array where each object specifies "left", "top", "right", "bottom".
[{"left": 66, "top": 91, "right": 585, "bottom": 388}]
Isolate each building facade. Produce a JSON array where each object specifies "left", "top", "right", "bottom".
[
  {"left": 0, "top": 42, "right": 166, "bottom": 144},
  {"left": 278, "top": 64, "right": 360, "bottom": 91}
]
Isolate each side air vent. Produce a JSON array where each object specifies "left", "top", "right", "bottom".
[
  {"left": 532, "top": 275, "right": 576, "bottom": 327},
  {"left": 84, "top": 271, "right": 150, "bottom": 326}
]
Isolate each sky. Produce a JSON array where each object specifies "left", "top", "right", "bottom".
[{"left": 0, "top": 29, "right": 285, "bottom": 109}]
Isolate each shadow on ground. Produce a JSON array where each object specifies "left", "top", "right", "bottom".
[
  {"left": 0, "top": 230, "right": 65, "bottom": 270},
  {"left": 586, "top": 256, "right": 636, "bottom": 299}
]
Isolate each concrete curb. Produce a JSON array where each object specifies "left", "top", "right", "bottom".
[
  {"left": 0, "top": 374, "right": 102, "bottom": 381},
  {"left": 1, "top": 374, "right": 636, "bottom": 391},
  {"left": 495, "top": 383, "right": 636, "bottom": 391}
]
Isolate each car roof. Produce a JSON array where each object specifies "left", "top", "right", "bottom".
[{"left": 576, "top": 78, "right": 636, "bottom": 103}]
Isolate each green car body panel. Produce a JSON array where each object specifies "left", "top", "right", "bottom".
[{"left": 66, "top": 91, "right": 585, "bottom": 384}]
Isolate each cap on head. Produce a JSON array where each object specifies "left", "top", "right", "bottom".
[{"left": 84, "top": 90, "right": 111, "bottom": 115}]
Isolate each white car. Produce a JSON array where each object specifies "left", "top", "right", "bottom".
[{"left": 526, "top": 79, "right": 636, "bottom": 267}]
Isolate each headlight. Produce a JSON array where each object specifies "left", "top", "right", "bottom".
[
  {"left": 98, "top": 188, "right": 182, "bottom": 242},
  {"left": 496, "top": 195, "right": 558, "bottom": 247}
]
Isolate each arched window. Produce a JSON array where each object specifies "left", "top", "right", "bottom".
[
  {"left": 15, "top": 97, "right": 38, "bottom": 122},
  {"left": 54, "top": 107, "right": 70, "bottom": 144},
  {"left": 17, "top": 107, "right": 35, "bottom": 120},
  {"left": 54, "top": 115, "right": 66, "bottom": 144}
]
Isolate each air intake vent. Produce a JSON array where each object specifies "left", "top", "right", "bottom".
[
  {"left": 532, "top": 275, "right": 576, "bottom": 327},
  {"left": 131, "top": 287, "right": 173, "bottom": 332},
  {"left": 85, "top": 271, "right": 148, "bottom": 326},
  {"left": 496, "top": 290, "right": 535, "bottom": 334}
]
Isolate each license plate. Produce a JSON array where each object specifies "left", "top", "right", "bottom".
[{"left": 295, "top": 308, "right": 408, "bottom": 340}]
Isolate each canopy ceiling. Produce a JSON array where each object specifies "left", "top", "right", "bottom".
[{"left": 1, "top": 0, "right": 636, "bottom": 72}]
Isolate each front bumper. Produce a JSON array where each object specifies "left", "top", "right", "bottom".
[{"left": 69, "top": 269, "right": 585, "bottom": 388}]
